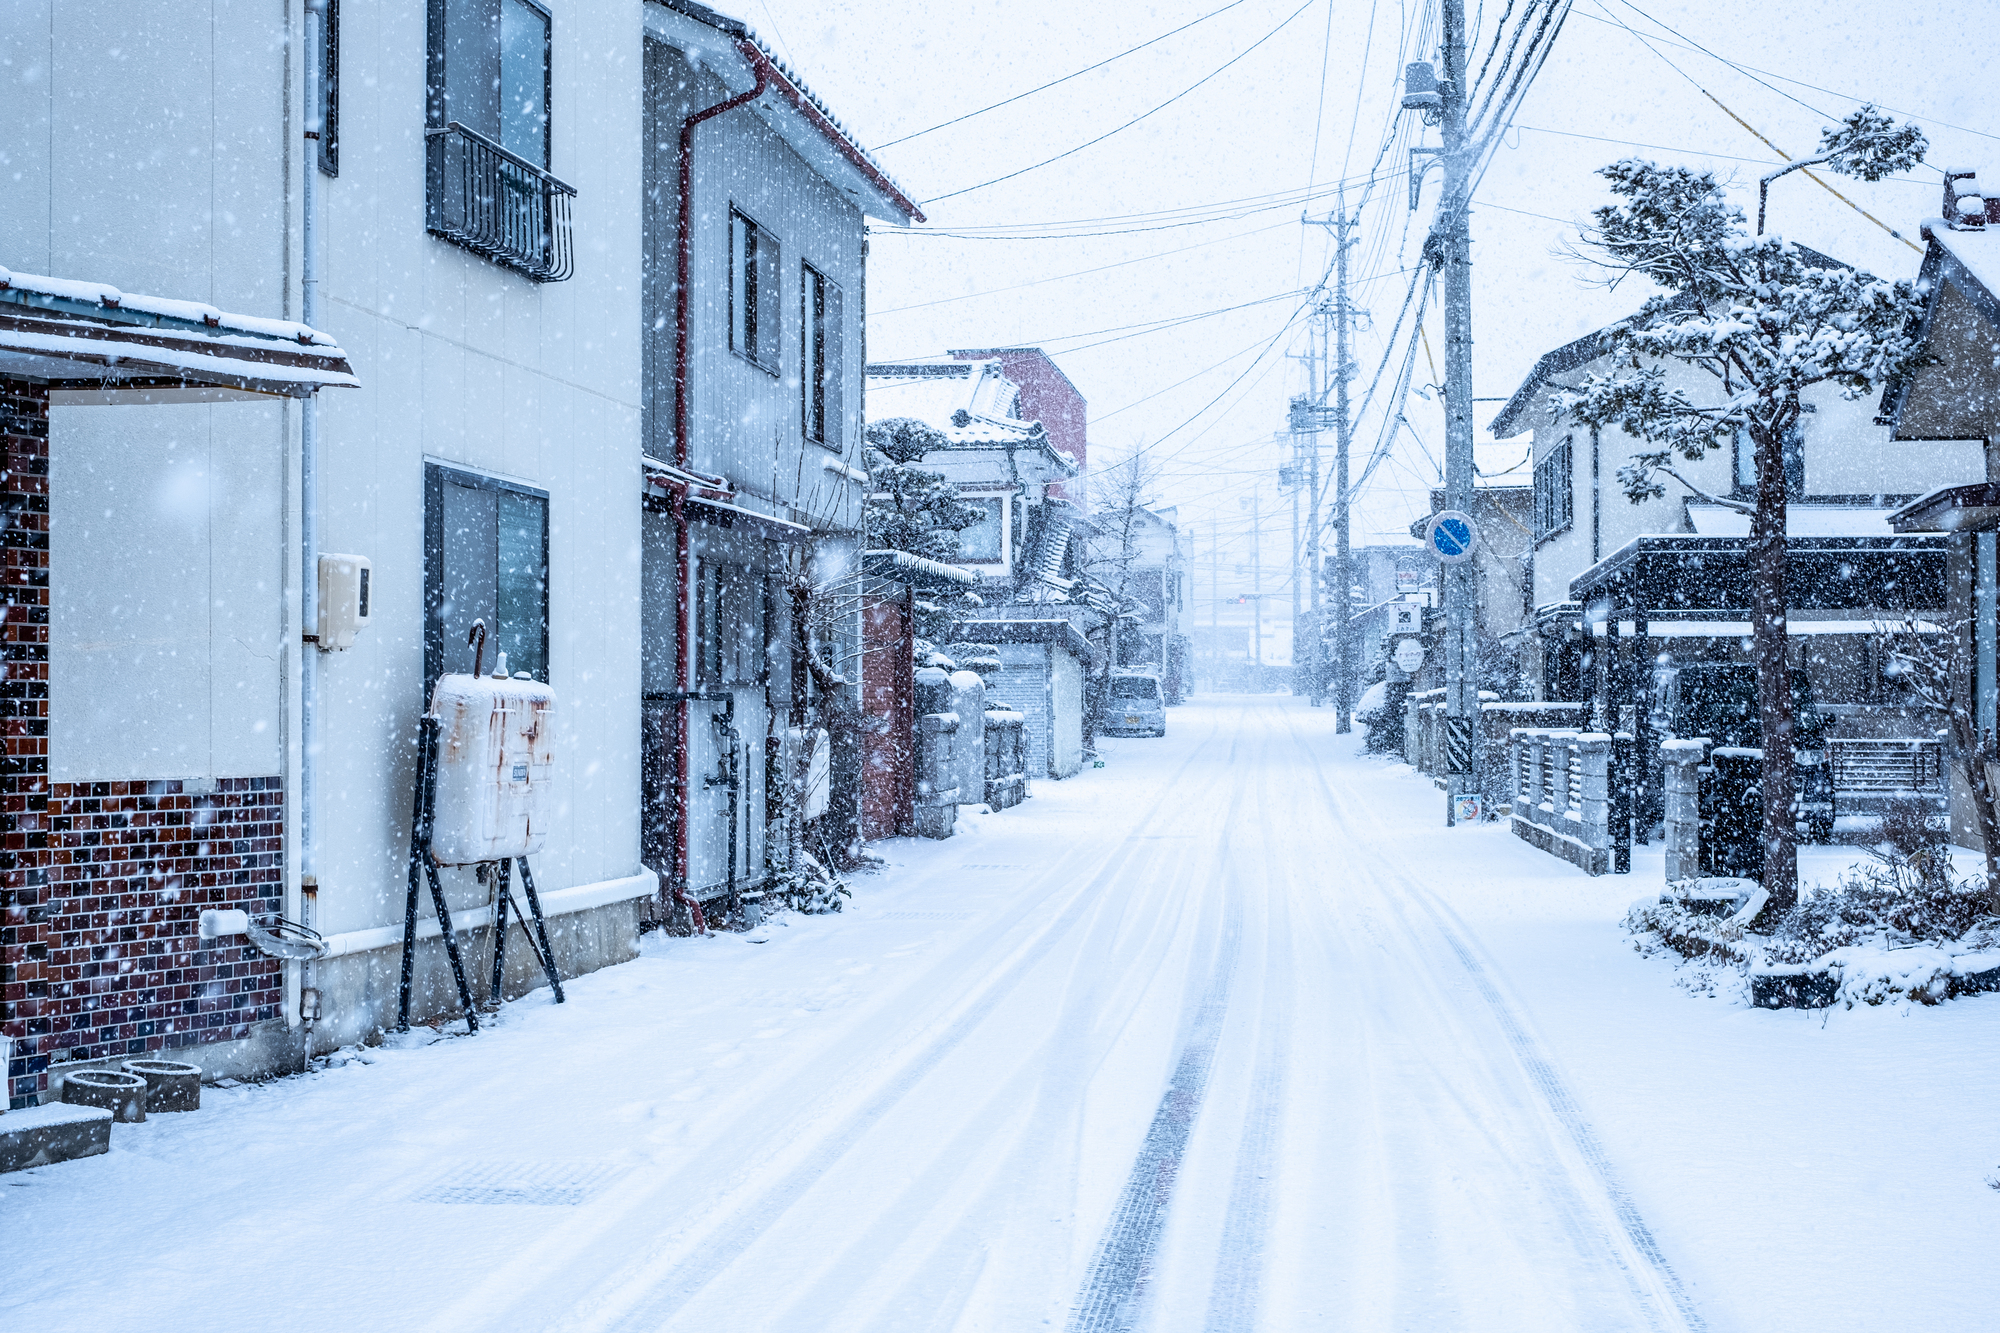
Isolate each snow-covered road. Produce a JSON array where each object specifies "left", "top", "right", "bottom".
[{"left": 9, "top": 695, "right": 1998, "bottom": 1331}]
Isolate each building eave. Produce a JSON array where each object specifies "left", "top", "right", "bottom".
[{"left": 645, "top": 1, "right": 924, "bottom": 225}]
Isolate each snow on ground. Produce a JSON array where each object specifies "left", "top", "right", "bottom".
[{"left": 4, "top": 695, "right": 1997, "bottom": 1331}]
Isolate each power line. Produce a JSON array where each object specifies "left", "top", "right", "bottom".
[
  {"left": 871, "top": 166, "right": 1411, "bottom": 238},
  {"left": 872, "top": 0, "right": 1255, "bottom": 151},
  {"left": 873, "top": 174, "right": 1411, "bottom": 242},
  {"left": 868, "top": 218, "right": 1296, "bottom": 316},
  {"left": 1572, "top": 7, "right": 2000, "bottom": 149},
  {"left": 1093, "top": 307, "right": 1311, "bottom": 426},
  {"left": 1513, "top": 122, "right": 1932, "bottom": 178},
  {"left": 922, "top": 0, "right": 1318, "bottom": 205}
]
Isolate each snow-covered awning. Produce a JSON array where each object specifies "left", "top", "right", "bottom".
[
  {"left": 861, "top": 548, "right": 981, "bottom": 591},
  {"left": 1890, "top": 482, "right": 2000, "bottom": 533},
  {"left": 0, "top": 266, "right": 357, "bottom": 399},
  {"left": 1569, "top": 534, "right": 1946, "bottom": 617}
]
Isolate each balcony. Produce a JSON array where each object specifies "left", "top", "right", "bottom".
[{"left": 425, "top": 121, "right": 576, "bottom": 283}]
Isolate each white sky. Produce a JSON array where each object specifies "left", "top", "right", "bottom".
[{"left": 746, "top": 0, "right": 1994, "bottom": 605}]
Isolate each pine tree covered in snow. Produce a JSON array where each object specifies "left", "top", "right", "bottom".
[
  {"left": 863, "top": 417, "right": 986, "bottom": 565},
  {"left": 1553, "top": 109, "right": 1928, "bottom": 909},
  {"left": 863, "top": 417, "right": 988, "bottom": 659}
]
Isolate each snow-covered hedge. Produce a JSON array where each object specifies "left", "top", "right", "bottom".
[{"left": 1628, "top": 845, "right": 2000, "bottom": 1008}]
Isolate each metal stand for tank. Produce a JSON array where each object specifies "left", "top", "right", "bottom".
[
  {"left": 485, "top": 856, "right": 565, "bottom": 1006},
  {"left": 398, "top": 713, "right": 480, "bottom": 1033}
]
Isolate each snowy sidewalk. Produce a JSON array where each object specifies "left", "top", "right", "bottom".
[{"left": 4, "top": 695, "right": 1996, "bottom": 1332}]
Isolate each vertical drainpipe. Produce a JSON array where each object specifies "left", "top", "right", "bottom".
[
  {"left": 1589, "top": 427, "right": 1601, "bottom": 565},
  {"left": 671, "top": 52, "right": 768, "bottom": 900},
  {"left": 298, "top": 0, "right": 326, "bottom": 1042},
  {"left": 1044, "top": 642, "right": 1055, "bottom": 778}
]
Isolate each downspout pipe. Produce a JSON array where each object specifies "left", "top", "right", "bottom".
[
  {"left": 299, "top": 0, "right": 327, "bottom": 1039},
  {"left": 670, "top": 51, "right": 768, "bottom": 906}
]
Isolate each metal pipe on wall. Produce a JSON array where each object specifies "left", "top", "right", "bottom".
[
  {"left": 298, "top": 0, "right": 327, "bottom": 1035},
  {"left": 670, "top": 55, "right": 768, "bottom": 902}
]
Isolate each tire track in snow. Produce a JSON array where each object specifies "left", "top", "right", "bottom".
[
  {"left": 1065, "top": 846, "right": 1244, "bottom": 1332},
  {"left": 1406, "top": 889, "right": 1709, "bottom": 1333},
  {"left": 754, "top": 762, "right": 1236, "bottom": 1331},
  {"left": 576, "top": 708, "right": 1254, "bottom": 1333},
  {"left": 1198, "top": 901, "right": 1289, "bottom": 1331},
  {"left": 1289, "top": 716, "right": 1706, "bottom": 1333}
]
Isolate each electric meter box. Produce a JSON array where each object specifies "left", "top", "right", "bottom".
[
  {"left": 427, "top": 671, "right": 556, "bottom": 865},
  {"left": 317, "top": 553, "right": 373, "bottom": 650}
]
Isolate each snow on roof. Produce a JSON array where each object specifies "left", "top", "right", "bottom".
[
  {"left": 1685, "top": 504, "right": 1898, "bottom": 537},
  {"left": 0, "top": 265, "right": 358, "bottom": 396},
  {"left": 867, "top": 358, "right": 1021, "bottom": 426},
  {"left": 1927, "top": 222, "right": 2000, "bottom": 302},
  {"left": 1, "top": 265, "right": 338, "bottom": 347},
  {"left": 866, "top": 358, "right": 1078, "bottom": 472},
  {"left": 646, "top": 2, "right": 922, "bottom": 225}
]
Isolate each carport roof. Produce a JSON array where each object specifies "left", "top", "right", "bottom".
[
  {"left": 1567, "top": 534, "right": 1946, "bottom": 617},
  {"left": 0, "top": 267, "right": 356, "bottom": 398}
]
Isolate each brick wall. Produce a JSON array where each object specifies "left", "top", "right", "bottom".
[{"left": 0, "top": 380, "right": 286, "bottom": 1108}]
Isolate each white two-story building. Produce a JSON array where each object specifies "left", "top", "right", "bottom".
[{"left": 1, "top": 0, "right": 919, "bottom": 1108}]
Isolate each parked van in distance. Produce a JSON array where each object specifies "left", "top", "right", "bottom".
[{"left": 1104, "top": 671, "right": 1167, "bottom": 737}]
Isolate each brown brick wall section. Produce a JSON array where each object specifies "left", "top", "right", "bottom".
[
  {"left": 0, "top": 377, "right": 51, "bottom": 1108},
  {"left": 0, "top": 380, "right": 285, "bottom": 1107}
]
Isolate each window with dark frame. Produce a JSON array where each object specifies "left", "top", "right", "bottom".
[
  {"left": 424, "top": 464, "right": 550, "bottom": 698},
  {"left": 424, "top": 0, "right": 574, "bottom": 282},
  {"left": 1534, "top": 435, "right": 1573, "bottom": 541},
  {"left": 430, "top": 0, "right": 551, "bottom": 167},
  {"left": 801, "top": 262, "right": 843, "bottom": 445},
  {"left": 730, "top": 209, "right": 781, "bottom": 372},
  {"left": 695, "top": 558, "right": 769, "bottom": 686},
  {"left": 316, "top": 0, "right": 339, "bottom": 176}
]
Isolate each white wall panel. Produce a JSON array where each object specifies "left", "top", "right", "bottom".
[{"left": 50, "top": 401, "right": 282, "bottom": 782}]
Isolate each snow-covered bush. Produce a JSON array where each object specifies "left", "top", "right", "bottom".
[
  {"left": 1764, "top": 834, "right": 1998, "bottom": 966},
  {"left": 770, "top": 849, "right": 849, "bottom": 914}
]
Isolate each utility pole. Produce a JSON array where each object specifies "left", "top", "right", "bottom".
[
  {"left": 1331, "top": 187, "right": 1356, "bottom": 732},
  {"left": 1301, "top": 193, "right": 1360, "bottom": 721},
  {"left": 1210, "top": 516, "right": 1220, "bottom": 690},
  {"left": 1246, "top": 491, "right": 1263, "bottom": 675},
  {"left": 1438, "top": 0, "right": 1477, "bottom": 823},
  {"left": 1303, "top": 316, "right": 1322, "bottom": 707}
]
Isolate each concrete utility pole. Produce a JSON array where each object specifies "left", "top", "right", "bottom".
[
  {"left": 1304, "top": 314, "right": 1323, "bottom": 707},
  {"left": 1243, "top": 490, "right": 1264, "bottom": 674},
  {"left": 1438, "top": 0, "right": 1476, "bottom": 823},
  {"left": 1331, "top": 188, "right": 1357, "bottom": 732},
  {"left": 1301, "top": 194, "right": 1360, "bottom": 723},
  {"left": 1210, "top": 516, "right": 1220, "bottom": 689}
]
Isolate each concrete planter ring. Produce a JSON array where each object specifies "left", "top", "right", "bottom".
[
  {"left": 60, "top": 1069, "right": 149, "bottom": 1123},
  {"left": 122, "top": 1059, "right": 202, "bottom": 1113}
]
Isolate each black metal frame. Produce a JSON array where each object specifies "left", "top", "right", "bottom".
[
  {"left": 423, "top": 462, "right": 551, "bottom": 704},
  {"left": 318, "top": 0, "right": 339, "bottom": 177},
  {"left": 728, "top": 207, "right": 782, "bottom": 374},
  {"left": 424, "top": 0, "right": 572, "bottom": 280},
  {"left": 398, "top": 715, "right": 566, "bottom": 1032}
]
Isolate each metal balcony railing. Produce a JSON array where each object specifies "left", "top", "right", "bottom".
[{"left": 425, "top": 121, "right": 576, "bottom": 282}]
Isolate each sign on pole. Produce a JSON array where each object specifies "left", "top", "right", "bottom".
[
  {"left": 1393, "top": 638, "right": 1425, "bottom": 674},
  {"left": 1444, "top": 716, "right": 1474, "bottom": 774},
  {"left": 1425, "top": 510, "right": 1479, "bottom": 564}
]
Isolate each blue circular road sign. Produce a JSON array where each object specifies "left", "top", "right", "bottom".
[{"left": 1425, "top": 510, "right": 1478, "bottom": 564}]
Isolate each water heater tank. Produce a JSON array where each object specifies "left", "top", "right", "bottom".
[{"left": 428, "top": 670, "right": 556, "bottom": 865}]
